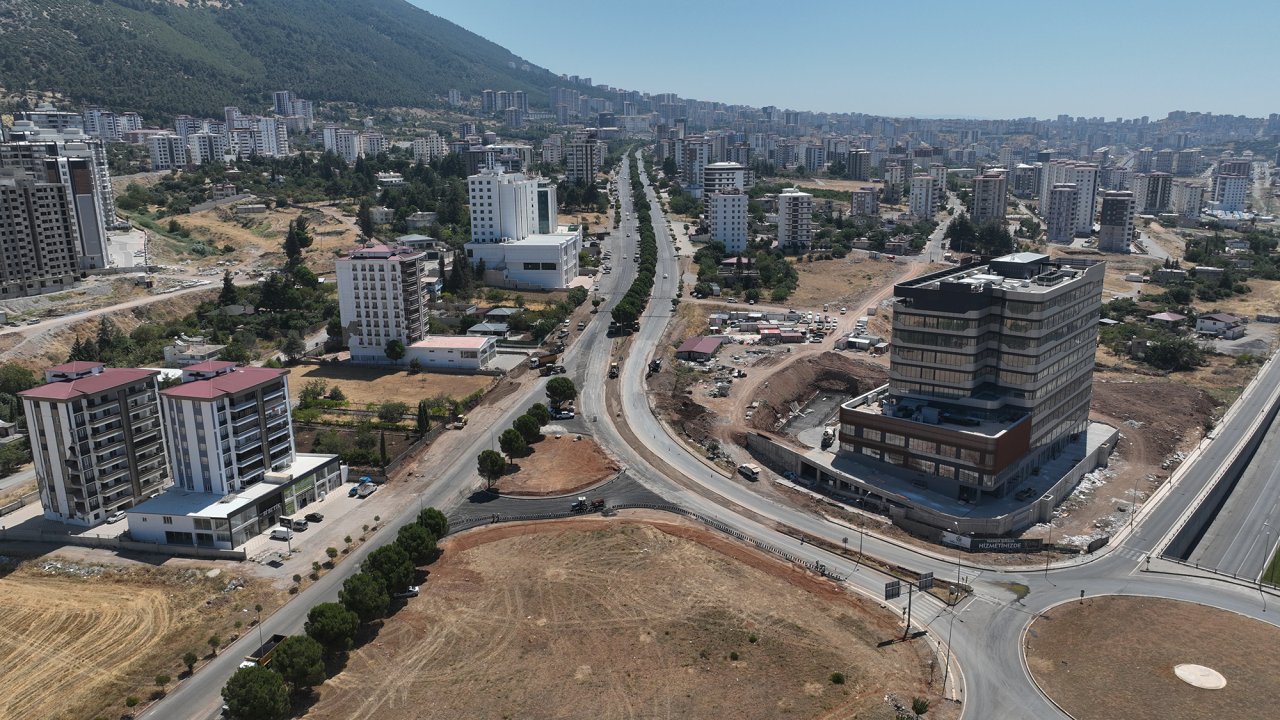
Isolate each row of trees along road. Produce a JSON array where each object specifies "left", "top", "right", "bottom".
[
  {"left": 608, "top": 154, "right": 660, "bottom": 328},
  {"left": 477, "top": 378, "right": 578, "bottom": 487},
  {"left": 218, "top": 508, "right": 450, "bottom": 720}
]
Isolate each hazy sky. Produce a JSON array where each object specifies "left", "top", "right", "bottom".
[{"left": 411, "top": 0, "right": 1277, "bottom": 120}]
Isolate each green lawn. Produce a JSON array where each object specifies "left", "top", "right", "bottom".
[{"left": 1263, "top": 547, "right": 1280, "bottom": 587}]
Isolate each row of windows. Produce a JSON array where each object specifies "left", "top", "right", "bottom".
[
  {"left": 1001, "top": 294, "right": 1101, "bottom": 335},
  {"left": 851, "top": 425, "right": 987, "bottom": 464},
  {"left": 1002, "top": 314, "right": 1097, "bottom": 351},
  {"left": 893, "top": 347, "right": 998, "bottom": 368},
  {"left": 895, "top": 314, "right": 979, "bottom": 332},
  {"left": 855, "top": 444, "right": 989, "bottom": 485},
  {"left": 1003, "top": 280, "right": 1101, "bottom": 317}
]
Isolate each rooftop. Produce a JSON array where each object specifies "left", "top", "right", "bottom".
[
  {"left": 162, "top": 366, "right": 286, "bottom": 400},
  {"left": 677, "top": 336, "right": 724, "bottom": 356},
  {"left": 410, "top": 336, "right": 494, "bottom": 350},
  {"left": 340, "top": 243, "right": 425, "bottom": 262},
  {"left": 21, "top": 368, "right": 157, "bottom": 401},
  {"left": 127, "top": 454, "right": 335, "bottom": 521}
]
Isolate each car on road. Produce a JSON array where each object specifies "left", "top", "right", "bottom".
[
  {"left": 304, "top": 512, "right": 324, "bottom": 523},
  {"left": 392, "top": 586, "right": 420, "bottom": 599},
  {"left": 554, "top": 409, "right": 576, "bottom": 420},
  {"left": 105, "top": 511, "right": 126, "bottom": 524},
  {"left": 662, "top": 273, "right": 668, "bottom": 278}
]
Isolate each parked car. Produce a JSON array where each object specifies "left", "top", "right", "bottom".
[
  {"left": 348, "top": 485, "right": 361, "bottom": 498},
  {"left": 392, "top": 585, "right": 420, "bottom": 599},
  {"left": 105, "top": 511, "right": 126, "bottom": 524},
  {"left": 269, "top": 527, "right": 293, "bottom": 541},
  {"left": 304, "top": 512, "right": 324, "bottom": 523},
  {"left": 554, "top": 409, "right": 576, "bottom": 420}
]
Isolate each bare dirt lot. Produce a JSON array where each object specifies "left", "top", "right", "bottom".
[
  {"left": 494, "top": 434, "right": 620, "bottom": 496},
  {"left": 1027, "top": 595, "right": 1280, "bottom": 720},
  {"left": 286, "top": 365, "right": 494, "bottom": 405},
  {"left": 0, "top": 557, "right": 279, "bottom": 720},
  {"left": 307, "top": 519, "right": 951, "bottom": 720},
  {"left": 787, "top": 255, "right": 908, "bottom": 309},
  {"left": 161, "top": 203, "right": 361, "bottom": 276}
]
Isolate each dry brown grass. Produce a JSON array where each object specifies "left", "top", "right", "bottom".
[
  {"left": 788, "top": 256, "right": 905, "bottom": 309},
  {"left": 0, "top": 559, "right": 280, "bottom": 720},
  {"left": 286, "top": 365, "right": 494, "bottom": 406},
  {"left": 493, "top": 434, "right": 620, "bottom": 496},
  {"left": 1027, "top": 596, "right": 1280, "bottom": 720},
  {"left": 307, "top": 520, "right": 950, "bottom": 720}
]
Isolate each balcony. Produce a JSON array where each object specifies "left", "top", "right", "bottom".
[
  {"left": 262, "top": 387, "right": 286, "bottom": 404},
  {"left": 232, "top": 412, "right": 258, "bottom": 428},
  {"left": 230, "top": 396, "right": 257, "bottom": 413}
]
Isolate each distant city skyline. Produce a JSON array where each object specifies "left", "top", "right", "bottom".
[{"left": 414, "top": 0, "right": 1279, "bottom": 120}]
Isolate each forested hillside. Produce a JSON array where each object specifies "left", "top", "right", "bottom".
[{"left": 0, "top": 0, "right": 563, "bottom": 119}]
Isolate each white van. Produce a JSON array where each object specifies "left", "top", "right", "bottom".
[
  {"left": 270, "top": 527, "right": 293, "bottom": 541},
  {"left": 737, "top": 463, "right": 762, "bottom": 481}
]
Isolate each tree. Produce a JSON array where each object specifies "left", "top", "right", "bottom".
[
  {"left": 271, "top": 635, "right": 326, "bottom": 694},
  {"left": 299, "top": 379, "right": 327, "bottom": 405},
  {"left": 221, "top": 665, "right": 290, "bottom": 720},
  {"left": 513, "top": 414, "right": 541, "bottom": 443},
  {"left": 385, "top": 339, "right": 406, "bottom": 362},
  {"left": 339, "top": 572, "right": 390, "bottom": 624},
  {"left": 909, "top": 697, "right": 931, "bottom": 719},
  {"left": 325, "top": 546, "right": 338, "bottom": 564},
  {"left": 395, "top": 522, "right": 437, "bottom": 565},
  {"left": 416, "top": 399, "right": 431, "bottom": 435},
  {"left": 182, "top": 650, "right": 198, "bottom": 675},
  {"left": 283, "top": 220, "right": 303, "bottom": 264},
  {"left": 545, "top": 376, "right": 577, "bottom": 408},
  {"left": 219, "top": 271, "right": 238, "bottom": 306},
  {"left": 282, "top": 332, "right": 305, "bottom": 361},
  {"left": 376, "top": 401, "right": 409, "bottom": 422},
  {"left": 357, "top": 198, "right": 374, "bottom": 238},
  {"left": 477, "top": 449, "right": 506, "bottom": 487},
  {"left": 499, "top": 427, "right": 527, "bottom": 461},
  {"left": 364, "top": 544, "right": 415, "bottom": 593},
  {"left": 155, "top": 674, "right": 171, "bottom": 693},
  {"left": 417, "top": 507, "right": 449, "bottom": 539},
  {"left": 208, "top": 634, "right": 221, "bottom": 656},
  {"left": 305, "top": 602, "right": 359, "bottom": 655},
  {"left": 944, "top": 212, "right": 977, "bottom": 252},
  {"left": 525, "top": 403, "right": 551, "bottom": 427},
  {"left": 327, "top": 386, "right": 346, "bottom": 402}
]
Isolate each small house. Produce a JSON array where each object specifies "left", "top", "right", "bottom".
[
  {"left": 675, "top": 336, "right": 724, "bottom": 362},
  {"left": 467, "top": 322, "right": 509, "bottom": 338},
  {"left": 1146, "top": 311, "right": 1187, "bottom": 328},
  {"left": 1195, "top": 313, "right": 1245, "bottom": 339}
]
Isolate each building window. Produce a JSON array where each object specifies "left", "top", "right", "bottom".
[
  {"left": 884, "top": 433, "right": 905, "bottom": 447},
  {"left": 162, "top": 516, "right": 173, "bottom": 525}
]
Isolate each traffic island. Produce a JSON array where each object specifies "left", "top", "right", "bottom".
[{"left": 1025, "top": 595, "right": 1280, "bottom": 719}]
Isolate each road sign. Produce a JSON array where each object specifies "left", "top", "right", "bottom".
[
  {"left": 884, "top": 580, "right": 902, "bottom": 600},
  {"left": 918, "top": 572, "right": 934, "bottom": 591}
]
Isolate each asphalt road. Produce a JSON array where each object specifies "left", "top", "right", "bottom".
[{"left": 148, "top": 152, "right": 1280, "bottom": 720}]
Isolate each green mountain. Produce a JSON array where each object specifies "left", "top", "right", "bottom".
[{"left": 0, "top": 0, "right": 567, "bottom": 119}]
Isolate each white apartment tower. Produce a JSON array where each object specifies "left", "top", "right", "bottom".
[
  {"left": 468, "top": 167, "right": 538, "bottom": 243},
  {"left": 20, "top": 362, "right": 170, "bottom": 526},
  {"left": 1172, "top": 181, "right": 1205, "bottom": 219},
  {"left": 708, "top": 188, "right": 749, "bottom": 254},
  {"left": 1039, "top": 161, "right": 1098, "bottom": 236},
  {"left": 702, "top": 162, "right": 750, "bottom": 195},
  {"left": 971, "top": 171, "right": 1008, "bottom": 226},
  {"left": 776, "top": 188, "right": 813, "bottom": 250},
  {"left": 1046, "top": 183, "right": 1078, "bottom": 244},
  {"left": 160, "top": 361, "right": 294, "bottom": 494},
  {"left": 412, "top": 133, "right": 448, "bottom": 163},
  {"left": 337, "top": 244, "right": 431, "bottom": 364},
  {"left": 1096, "top": 191, "right": 1135, "bottom": 253},
  {"left": 322, "top": 126, "right": 360, "bottom": 165},
  {"left": 187, "top": 131, "right": 227, "bottom": 166},
  {"left": 147, "top": 133, "right": 188, "bottom": 170},
  {"left": 909, "top": 174, "right": 937, "bottom": 219},
  {"left": 1211, "top": 174, "right": 1248, "bottom": 213}
]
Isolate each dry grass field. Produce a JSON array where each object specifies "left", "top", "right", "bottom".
[
  {"left": 787, "top": 256, "right": 907, "bottom": 309},
  {"left": 307, "top": 520, "right": 950, "bottom": 720},
  {"left": 492, "top": 434, "right": 620, "bottom": 496},
  {"left": 286, "top": 365, "right": 494, "bottom": 405},
  {"left": 0, "top": 559, "right": 278, "bottom": 720},
  {"left": 1027, "top": 596, "right": 1280, "bottom": 720}
]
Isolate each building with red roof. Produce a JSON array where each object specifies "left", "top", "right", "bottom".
[{"left": 20, "top": 362, "right": 169, "bottom": 526}]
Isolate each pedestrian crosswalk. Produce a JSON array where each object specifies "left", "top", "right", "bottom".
[{"left": 1111, "top": 546, "right": 1148, "bottom": 563}]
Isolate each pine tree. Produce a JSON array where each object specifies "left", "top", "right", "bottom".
[{"left": 219, "top": 271, "right": 238, "bottom": 306}]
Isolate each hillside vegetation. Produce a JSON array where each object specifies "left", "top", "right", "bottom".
[{"left": 0, "top": 0, "right": 564, "bottom": 118}]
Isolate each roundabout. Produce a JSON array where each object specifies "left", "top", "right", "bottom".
[{"left": 1025, "top": 595, "right": 1280, "bottom": 719}]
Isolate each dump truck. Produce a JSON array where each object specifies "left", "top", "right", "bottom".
[
  {"left": 240, "top": 634, "right": 287, "bottom": 669},
  {"left": 529, "top": 352, "right": 560, "bottom": 369}
]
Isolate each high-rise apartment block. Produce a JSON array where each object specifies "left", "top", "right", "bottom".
[
  {"left": 1039, "top": 161, "right": 1098, "bottom": 236},
  {"left": 1097, "top": 191, "right": 1135, "bottom": 253},
  {"left": 971, "top": 171, "right": 1008, "bottom": 226},
  {"left": 160, "top": 361, "right": 294, "bottom": 493},
  {"left": 847, "top": 149, "right": 871, "bottom": 181},
  {"left": 708, "top": 188, "right": 749, "bottom": 255},
  {"left": 1171, "top": 181, "right": 1205, "bottom": 218},
  {"left": 467, "top": 167, "right": 538, "bottom": 243},
  {"left": 464, "top": 168, "right": 579, "bottom": 289},
  {"left": 412, "top": 133, "right": 448, "bottom": 163},
  {"left": 702, "top": 162, "right": 751, "bottom": 194},
  {"left": 909, "top": 174, "right": 937, "bottom": 219},
  {"left": 322, "top": 126, "right": 360, "bottom": 165},
  {"left": 850, "top": 188, "right": 879, "bottom": 217},
  {"left": 0, "top": 168, "right": 81, "bottom": 297},
  {"left": 776, "top": 188, "right": 813, "bottom": 250},
  {"left": 565, "top": 130, "right": 605, "bottom": 183},
  {"left": 1211, "top": 173, "right": 1248, "bottom": 213},
  {"left": 20, "top": 362, "right": 169, "bottom": 526},
  {"left": 336, "top": 244, "right": 431, "bottom": 364},
  {"left": 187, "top": 131, "right": 227, "bottom": 166},
  {"left": 1132, "top": 172, "right": 1172, "bottom": 213},
  {"left": 146, "top": 133, "right": 188, "bottom": 170},
  {"left": 838, "top": 253, "right": 1104, "bottom": 500},
  {"left": 1045, "top": 183, "right": 1078, "bottom": 244}
]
